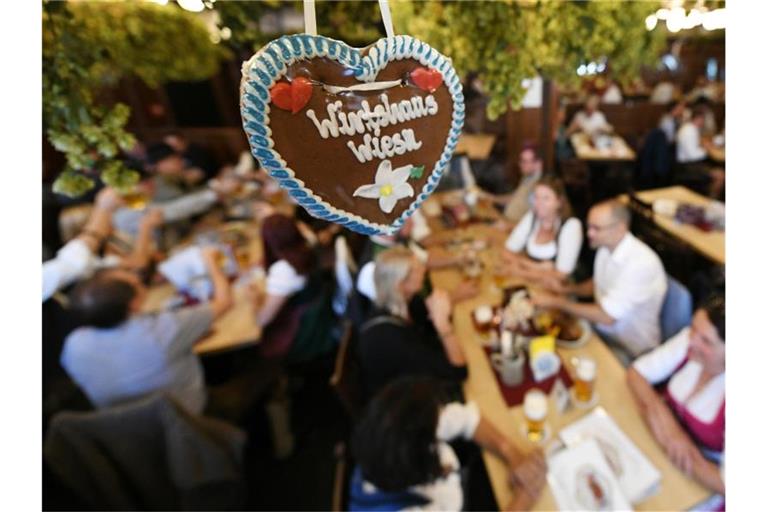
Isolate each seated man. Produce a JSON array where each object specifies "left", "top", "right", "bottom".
[
  {"left": 565, "top": 94, "right": 613, "bottom": 137},
  {"left": 484, "top": 145, "right": 544, "bottom": 228},
  {"left": 61, "top": 247, "right": 233, "bottom": 415},
  {"left": 531, "top": 200, "right": 667, "bottom": 364},
  {"left": 676, "top": 106, "right": 724, "bottom": 198}
]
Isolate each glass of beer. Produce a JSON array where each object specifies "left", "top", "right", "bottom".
[
  {"left": 574, "top": 357, "right": 597, "bottom": 404},
  {"left": 121, "top": 187, "right": 148, "bottom": 210},
  {"left": 523, "top": 389, "right": 548, "bottom": 443},
  {"left": 473, "top": 305, "right": 495, "bottom": 335}
]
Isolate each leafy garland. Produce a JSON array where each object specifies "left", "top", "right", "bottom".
[
  {"left": 391, "top": 0, "right": 666, "bottom": 119},
  {"left": 43, "top": 1, "right": 228, "bottom": 197}
]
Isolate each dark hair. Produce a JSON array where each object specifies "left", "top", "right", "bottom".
[
  {"left": 145, "top": 143, "right": 177, "bottom": 165},
  {"left": 69, "top": 270, "right": 136, "bottom": 328},
  {"left": 666, "top": 99, "right": 686, "bottom": 112},
  {"left": 261, "top": 214, "right": 313, "bottom": 275},
  {"left": 691, "top": 106, "right": 708, "bottom": 121},
  {"left": 534, "top": 174, "right": 573, "bottom": 220},
  {"left": 351, "top": 377, "right": 454, "bottom": 491},
  {"left": 701, "top": 294, "right": 725, "bottom": 341},
  {"left": 520, "top": 143, "right": 542, "bottom": 161}
]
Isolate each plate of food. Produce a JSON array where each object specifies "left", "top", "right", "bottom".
[
  {"left": 500, "top": 289, "right": 592, "bottom": 349},
  {"left": 534, "top": 310, "right": 592, "bottom": 349}
]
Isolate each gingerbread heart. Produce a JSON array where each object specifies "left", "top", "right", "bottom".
[{"left": 240, "top": 34, "right": 464, "bottom": 235}]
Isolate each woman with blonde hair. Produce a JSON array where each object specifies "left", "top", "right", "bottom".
[
  {"left": 357, "top": 246, "right": 468, "bottom": 402},
  {"left": 501, "top": 175, "right": 583, "bottom": 290}
]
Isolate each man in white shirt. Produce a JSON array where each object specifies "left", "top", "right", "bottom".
[
  {"left": 531, "top": 200, "right": 667, "bottom": 364},
  {"left": 566, "top": 95, "right": 613, "bottom": 137},
  {"left": 677, "top": 107, "right": 712, "bottom": 163}
]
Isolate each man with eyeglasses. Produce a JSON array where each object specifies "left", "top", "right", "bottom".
[
  {"left": 530, "top": 200, "right": 667, "bottom": 364},
  {"left": 484, "top": 146, "right": 544, "bottom": 228}
]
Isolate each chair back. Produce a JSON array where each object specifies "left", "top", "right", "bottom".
[
  {"left": 333, "top": 236, "right": 357, "bottom": 316},
  {"left": 660, "top": 274, "right": 693, "bottom": 341},
  {"left": 329, "top": 320, "right": 362, "bottom": 420}
]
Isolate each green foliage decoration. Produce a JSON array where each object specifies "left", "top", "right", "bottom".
[
  {"left": 215, "top": 0, "right": 385, "bottom": 51},
  {"left": 391, "top": 0, "right": 665, "bottom": 120},
  {"left": 44, "top": 0, "right": 228, "bottom": 197}
]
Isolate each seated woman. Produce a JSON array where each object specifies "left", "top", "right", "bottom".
[
  {"left": 250, "top": 213, "right": 330, "bottom": 359},
  {"left": 357, "top": 246, "right": 470, "bottom": 402},
  {"left": 501, "top": 175, "right": 583, "bottom": 290},
  {"left": 349, "top": 377, "right": 547, "bottom": 511},
  {"left": 627, "top": 296, "right": 725, "bottom": 498}
]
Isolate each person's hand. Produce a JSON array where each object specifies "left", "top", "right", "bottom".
[
  {"left": 426, "top": 288, "right": 453, "bottom": 333},
  {"left": 209, "top": 175, "right": 241, "bottom": 198},
  {"left": 251, "top": 200, "right": 276, "bottom": 221},
  {"left": 664, "top": 430, "right": 699, "bottom": 476},
  {"left": 506, "top": 451, "right": 547, "bottom": 511},
  {"left": 507, "top": 449, "right": 547, "bottom": 498},
  {"left": 200, "top": 246, "right": 222, "bottom": 270},
  {"left": 540, "top": 275, "right": 567, "bottom": 294},
  {"left": 139, "top": 208, "right": 164, "bottom": 230},
  {"left": 451, "top": 279, "right": 480, "bottom": 304},
  {"left": 529, "top": 289, "right": 562, "bottom": 310},
  {"left": 182, "top": 167, "right": 206, "bottom": 186},
  {"left": 94, "top": 187, "right": 124, "bottom": 211},
  {"left": 493, "top": 219, "right": 512, "bottom": 232},
  {"left": 247, "top": 279, "right": 266, "bottom": 310}
]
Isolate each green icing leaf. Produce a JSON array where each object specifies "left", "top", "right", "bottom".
[{"left": 410, "top": 165, "right": 425, "bottom": 179}]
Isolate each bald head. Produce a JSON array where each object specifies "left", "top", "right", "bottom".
[{"left": 587, "top": 200, "right": 631, "bottom": 250}]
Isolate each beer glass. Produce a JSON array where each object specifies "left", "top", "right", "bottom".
[
  {"left": 472, "top": 305, "right": 494, "bottom": 335},
  {"left": 574, "top": 357, "right": 596, "bottom": 404},
  {"left": 523, "top": 389, "right": 548, "bottom": 442},
  {"left": 121, "top": 187, "right": 148, "bottom": 210}
]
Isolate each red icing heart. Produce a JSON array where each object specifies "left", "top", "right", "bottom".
[
  {"left": 411, "top": 67, "right": 443, "bottom": 93},
  {"left": 270, "top": 77, "right": 313, "bottom": 114}
]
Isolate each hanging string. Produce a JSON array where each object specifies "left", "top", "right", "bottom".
[
  {"left": 303, "top": 0, "right": 317, "bottom": 36},
  {"left": 378, "top": 0, "right": 395, "bottom": 38}
]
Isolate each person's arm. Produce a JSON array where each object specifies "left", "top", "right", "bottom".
[
  {"left": 251, "top": 290, "right": 290, "bottom": 328},
  {"left": 426, "top": 288, "right": 466, "bottom": 366},
  {"left": 200, "top": 247, "right": 234, "bottom": 319},
  {"left": 565, "top": 277, "right": 594, "bottom": 298},
  {"left": 121, "top": 208, "right": 163, "bottom": 271},
  {"left": 530, "top": 290, "right": 616, "bottom": 326},
  {"left": 565, "top": 113, "right": 582, "bottom": 136},
  {"left": 627, "top": 368, "right": 724, "bottom": 493},
  {"left": 472, "top": 416, "right": 548, "bottom": 500},
  {"left": 77, "top": 187, "right": 123, "bottom": 251}
]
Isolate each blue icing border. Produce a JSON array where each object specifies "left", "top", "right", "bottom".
[{"left": 239, "top": 34, "right": 465, "bottom": 236}]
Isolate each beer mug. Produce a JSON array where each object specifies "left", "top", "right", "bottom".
[
  {"left": 523, "top": 389, "right": 548, "bottom": 442},
  {"left": 472, "top": 305, "right": 495, "bottom": 335},
  {"left": 574, "top": 357, "right": 597, "bottom": 404},
  {"left": 121, "top": 187, "right": 149, "bottom": 210}
]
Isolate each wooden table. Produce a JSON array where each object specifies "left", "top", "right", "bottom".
[
  {"left": 455, "top": 133, "right": 497, "bottom": 160},
  {"left": 570, "top": 132, "right": 636, "bottom": 161},
  {"left": 708, "top": 146, "right": 725, "bottom": 163},
  {"left": 143, "top": 222, "right": 263, "bottom": 355},
  {"left": 625, "top": 186, "right": 725, "bottom": 265},
  {"left": 428, "top": 225, "right": 710, "bottom": 510}
]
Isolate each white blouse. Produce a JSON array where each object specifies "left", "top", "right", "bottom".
[
  {"left": 504, "top": 211, "right": 583, "bottom": 275},
  {"left": 633, "top": 327, "right": 725, "bottom": 423},
  {"left": 265, "top": 260, "right": 307, "bottom": 296}
]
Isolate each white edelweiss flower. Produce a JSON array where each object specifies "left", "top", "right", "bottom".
[{"left": 353, "top": 159, "right": 415, "bottom": 214}]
